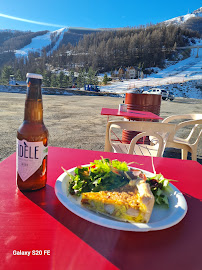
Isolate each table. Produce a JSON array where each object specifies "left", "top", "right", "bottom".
[
  {"left": 101, "top": 107, "right": 163, "bottom": 121},
  {"left": 1, "top": 146, "right": 202, "bottom": 270},
  {"left": 101, "top": 107, "right": 163, "bottom": 144}
]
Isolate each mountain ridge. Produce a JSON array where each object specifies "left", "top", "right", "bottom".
[
  {"left": 0, "top": 7, "right": 201, "bottom": 72},
  {"left": 0, "top": 7, "right": 201, "bottom": 59},
  {"left": 163, "top": 7, "right": 202, "bottom": 34}
]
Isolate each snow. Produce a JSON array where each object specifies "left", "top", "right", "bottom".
[
  {"left": 47, "top": 28, "right": 68, "bottom": 55},
  {"left": 100, "top": 40, "right": 202, "bottom": 99},
  {"left": 165, "top": 14, "right": 195, "bottom": 25},
  {"left": 165, "top": 7, "right": 202, "bottom": 25},
  {"left": 7, "top": 8, "right": 202, "bottom": 99},
  {"left": 15, "top": 27, "right": 69, "bottom": 57}
]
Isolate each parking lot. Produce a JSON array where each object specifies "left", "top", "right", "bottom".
[{"left": 0, "top": 92, "right": 201, "bottom": 163}]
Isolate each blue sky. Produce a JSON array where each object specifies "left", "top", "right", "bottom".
[{"left": 0, "top": 0, "right": 201, "bottom": 32}]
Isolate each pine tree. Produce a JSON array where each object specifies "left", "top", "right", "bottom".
[
  {"left": 77, "top": 69, "right": 86, "bottom": 88},
  {"left": 61, "top": 75, "right": 68, "bottom": 88},
  {"left": 15, "top": 69, "right": 23, "bottom": 81},
  {"left": 43, "top": 71, "right": 51, "bottom": 87},
  {"left": 87, "top": 67, "right": 97, "bottom": 85},
  {"left": 103, "top": 73, "right": 108, "bottom": 85},
  {"left": 1, "top": 65, "right": 13, "bottom": 84},
  {"left": 50, "top": 73, "right": 57, "bottom": 87},
  {"left": 58, "top": 71, "right": 65, "bottom": 88}
]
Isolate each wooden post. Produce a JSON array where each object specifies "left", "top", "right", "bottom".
[{"left": 196, "top": 47, "right": 199, "bottom": 58}]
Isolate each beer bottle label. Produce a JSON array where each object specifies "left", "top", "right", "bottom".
[{"left": 16, "top": 139, "right": 48, "bottom": 182}]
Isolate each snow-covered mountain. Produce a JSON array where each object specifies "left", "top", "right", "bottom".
[
  {"left": 1, "top": 8, "right": 200, "bottom": 59},
  {"left": 13, "top": 27, "right": 101, "bottom": 58},
  {"left": 164, "top": 7, "right": 202, "bottom": 26},
  {"left": 15, "top": 27, "right": 69, "bottom": 57}
]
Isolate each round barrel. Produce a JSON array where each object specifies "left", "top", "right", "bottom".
[
  {"left": 122, "top": 130, "right": 141, "bottom": 144},
  {"left": 125, "top": 93, "right": 161, "bottom": 120},
  {"left": 122, "top": 93, "right": 161, "bottom": 144}
]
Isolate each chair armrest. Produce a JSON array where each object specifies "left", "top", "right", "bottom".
[
  {"left": 174, "top": 120, "right": 201, "bottom": 142},
  {"left": 104, "top": 122, "right": 113, "bottom": 152},
  {"left": 129, "top": 131, "right": 164, "bottom": 157}
]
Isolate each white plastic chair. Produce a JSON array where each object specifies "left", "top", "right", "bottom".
[
  {"left": 104, "top": 120, "right": 176, "bottom": 157},
  {"left": 162, "top": 114, "right": 202, "bottom": 161}
]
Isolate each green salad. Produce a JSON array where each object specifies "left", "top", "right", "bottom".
[
  {"left": 62, "top": 157, "right": 173, "bottom": 207},
  {"left": 64, "top": 158, "right": 130, "bottom": 196},
  {"left": 146, "top": 174, "right": 173, "bottom": 207}
]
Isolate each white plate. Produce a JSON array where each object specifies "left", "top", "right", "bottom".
[{"left": 55, "top": 165, "right": 187, "bottom": 232}]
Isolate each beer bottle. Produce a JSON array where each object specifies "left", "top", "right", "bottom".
[{"left": 16, "top": 73, "right": 48, "bottom": 191}]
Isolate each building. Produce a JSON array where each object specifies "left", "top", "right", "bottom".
[
  {"left": 125, "top": 67, "right": 138, "bottom": 79},
  {"left": 118, "top": 67, "right": 126, "bottom": 80}
]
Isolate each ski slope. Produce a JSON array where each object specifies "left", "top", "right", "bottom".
[
  {"left": 15, "top": 27, "right": 69, "bottom": 57},
  {"left": 100, "top": 40, "right": 202, "bottom": 99}
]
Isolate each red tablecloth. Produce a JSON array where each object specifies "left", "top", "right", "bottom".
[
  {"left": 1, "top": 147, "right": 202, "bottom": 270},
  {"left": 101, "top": 108, "right": 163, "bottom": 120}
]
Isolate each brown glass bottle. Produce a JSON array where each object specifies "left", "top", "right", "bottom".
[{"left": 16, "top": 73, "right": 48, "bottom": 191}]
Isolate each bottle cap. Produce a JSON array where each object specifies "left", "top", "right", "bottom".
[{"left": 26, "top": 73, "right": 43, "bottom": 79}]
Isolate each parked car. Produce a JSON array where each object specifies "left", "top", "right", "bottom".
[
  {"left": 84, "top": 85, "right": 100, "bottom": 92},
  {"left": 143, "top": 88, "right": 169, "bottom": 100},
  {"left": 168, "top": 91, "right": 175, "bottom": 101},
  {"left": 143, "top": 88, "right": 162, "bottom": 95},
  {"left": 161, "top": 89, "right": 169, "bottom": 100}
]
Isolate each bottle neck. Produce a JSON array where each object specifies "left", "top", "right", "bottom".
[{"left": 24, "top": 78, "right": 43, "bottom": 122}]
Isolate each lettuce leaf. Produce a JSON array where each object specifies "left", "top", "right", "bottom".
[
  {"left": 67, "top": 158, "right": 130, "bottom": 196},
  {"left": 146, "top": 174, "right": 173, "bottom": 207}
]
